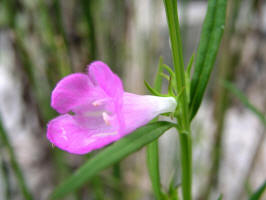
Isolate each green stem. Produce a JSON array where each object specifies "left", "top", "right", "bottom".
[
  {"left": 178, "top": 132, "right": 192, "bottom": 200},
  {"left": 163, "top": 0, "right": 189, "bottom": 127},
  {"left": 163, "top": 0, "right": 192, "bottom": 200}
]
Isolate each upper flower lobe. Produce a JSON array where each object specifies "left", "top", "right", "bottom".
[{"left": 47, "top": 61, "right": 177, "bottom": 154}]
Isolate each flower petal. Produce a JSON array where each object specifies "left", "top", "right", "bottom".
[
  {"left": 88, "top": 61, "right": 123, "bottom": 101},
  {"left": 51, "top": 73, "right": 102, "bottom": 114},
  {"left": 121, "top": 93, "right": 177, "bottom": 134},
  {"left": 88, "top": 61, "right": 125, "bottom": 131},
  {"left": 47, "top": 114, "right": 121, "bottom": 154}
]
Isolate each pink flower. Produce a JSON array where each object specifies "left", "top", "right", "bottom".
[{"left": 47, "top": 61, "right": 177, "bottom": 154}]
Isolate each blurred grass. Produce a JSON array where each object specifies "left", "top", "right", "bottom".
[
  {"left": 0, "top": 116, "right": 33, "bottom": 200},
  {"left": 0, "top": 149, "right": 12, "bottom": 199},
  {"left": 1, "top": 0, "right": 130, "bottom": 199},
  {"left": 224, "top": 81, "right": 266, "bottom": 125},
  {"left": 249, "top": 180, "right": 266, "bottom": 200},
  {"left": 0, "top": 0, "right": 265, "bottom": 199},
  {"left": 224, "top": 81, "right": 266, "bottom": 200}
]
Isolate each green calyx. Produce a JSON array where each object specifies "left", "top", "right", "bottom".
[{"left": 144, "top": 54, "right": 195, "bottom": 123}]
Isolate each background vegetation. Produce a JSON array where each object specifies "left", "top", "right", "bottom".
[{"left": 0, "top": 0, "right": 265, "bottom": 199}]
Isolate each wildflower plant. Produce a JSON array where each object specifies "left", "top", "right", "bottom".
[
  {"left": 48, "top": 0, "right": 228, "bottom": 199},
  {"left": 47, "top": 61, "right": 177, "bottom": 154}
]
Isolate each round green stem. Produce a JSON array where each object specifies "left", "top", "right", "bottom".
[{"left": 163, "top": 0, "right": 192, "bottom": 199}]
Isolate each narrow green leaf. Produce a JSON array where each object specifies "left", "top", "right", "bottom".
[
  {"left": 50, "top": 122, "right": 175, "bottom": 199},
  {"left": 223, "top": 81, "right": 266, "bottom": 125},
  {"left": 168, "top": 76, "right": 175, "bottom": 96},
  {"left": 147, "top": 141, "right": 162, "bottom": 200},
  {"left": 217, "top": 194, "right": 223, "bottom": 200},
  {"left": 154, "top": 56, "right": 164, "bottom": 90},
  {"left": 162, "top": 64, "right": 175, "bottom": 79},
  {"left": 185, "top": 54, "right": 195, "bottom": 102},
  {"left": 144, "top": 81, "right": 166, "bottom": 97},
  {"left": 162, "top": 64, "right": 178, "bottom": 94},
  {"left": 249, "top": 180, "right": 266, "bottom": 200},
  {"left": 147, "top": 57, "right": 165, "bottom": 200},
  {"left": 168, "top": 178, "right": 180, "bottom": 200},
  {"left": 190, "top": 0, "right": 228, "bottom": 120},
  {"left": 186, "top": 53, "right": 195, "bottom": 76},
  {"left": 160, "top": 72, "right": 170, "bottom": 81}
]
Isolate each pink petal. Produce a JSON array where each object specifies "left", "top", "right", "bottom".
[
  {"left": 88, "top": 61, "right": 125, "bottom": 130},
  {"left": 121, "top": 92, "right": 177, "bottom": 135},
  {"left": 51, "top": 73, "right": 105, "bottom": 114},
  {"left": 88, "top": 61, "right": 123, "bottom": 102},
  {"left": 47, "top": 114, "right": 121, "bottom": 154}
]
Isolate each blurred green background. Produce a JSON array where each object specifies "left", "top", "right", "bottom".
[{"left": 0, "top": 0, "right": 265, "bottom": 199}]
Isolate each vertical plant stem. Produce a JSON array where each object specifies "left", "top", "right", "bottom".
[
  {"left": 179, "top": 133, "right": 192, "bottom": 200},
  {"left": 0, "top": 117, "right": 33, "bottom": 200},
  {"left": 163, "top": 0, "right": 189, "bottom": 125},
  {"left": 163, "top": 1, "right": 192, "bottom": 200}
]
